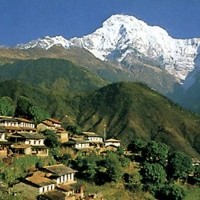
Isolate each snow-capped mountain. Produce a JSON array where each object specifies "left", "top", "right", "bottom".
[
  {"left": 17, "top": 36, "right": 74, "bottom": 50},
  {"left": 17, "top": 14, "right": 200, "bottom": 84}
]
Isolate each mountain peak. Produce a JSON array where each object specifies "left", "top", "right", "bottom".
[
  {"left": 17, "top": 35, "right": 74, "bottom": 50},
  {"left": 71, "top": 14, "right": 200, "bottom": 82}
]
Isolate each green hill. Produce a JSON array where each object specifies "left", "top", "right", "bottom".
[
  {"left": 0, "top": 47, "right": 177, "bottom": 95},
  {"left": 0, "top": 58, "right": 108, "bottom": 94},
  {"left": 0, "top": 58, "right": 108, "bottom": 119},
  {"left": 77, "top": 82, "right": 200, "bottom": 157}
]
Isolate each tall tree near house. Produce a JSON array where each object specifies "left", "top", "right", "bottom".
[
  {"left": 28, "top": 105, "right": 49, "bottom": 123},
  {"left": 192, "top": 165, "right": 200, "bottom": 185},
  {"left": 15, "top": 96, "right": 33, "bottom": 118},
  {"left": 142, "top": 141, "right": 169, "bottom": 166},
  {"left": 99, "top": 152, "right": 123, "bottom": 183},
  {"left": 167, "top": 150, "right": 193, "bottom": 181},
  {"left": 43, "top": 129, "right": 59, "bottom": 149},
  {"left": 140, "top": 162, "right": 167, "bottom": 187},
  {"left": 128, "top": 137, "right": 146, "bottom": 153},
  {"left": 155, "top": 184, "right": 186, "bottom": 200},
  {"left": 0, "top": 96, "right": 15, "bottom": 116}
]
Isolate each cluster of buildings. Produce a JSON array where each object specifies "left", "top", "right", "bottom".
[
  {"left": 0, "top": 115, "right": 121, "bottom": 199},
  {"left": 0, "top": 116, "right": 121, "bottom": 158},
  {"left": 0, "top": 117, "right": 61, "bottom": 158}
]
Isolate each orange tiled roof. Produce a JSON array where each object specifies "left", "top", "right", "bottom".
[{"left": 45, "top": 118, "right": 61, "bottom": 124}]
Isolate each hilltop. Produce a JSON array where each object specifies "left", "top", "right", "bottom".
[{"left": 77, "top": 82, "right": 200, "bottom": 157}]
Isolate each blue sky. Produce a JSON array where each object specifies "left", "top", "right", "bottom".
[{"left": 0, "top": 0, "right": 200, "bottom": 46}]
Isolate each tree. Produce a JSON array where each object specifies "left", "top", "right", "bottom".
[
  {"left": 28, "top": 105, "right": 49, "bottom": 123},
  {"left": 167, "top": 150, "right": 193, "bottom": 181},
  {"left": 100, "top": 152, "right": 123, "bottom": 182},
  {"left": 0, "top": 96, "right": 15, "bottom": 116},
  {"left": 128, "top": 137, "right": 146, "bottom": 153},
  {"left": 140, "top": 162, "right": 166, "bottom": 186},
  {"left": 73, "top": 154, "right": 98, "bottom": 182},
  {"left": 124, "top": 172, "right": 142, "bottom": 192},
  {"left": 66, "top": 125, "right": 82, "bottom": 134},
  {"left": 43, "top": 130, "right": 59, "bottom": 148},
  {"left": 142, "top": 141, "right": 169, "bottom": 166},
  {"left": 15, "top": 96, "right": 33, "bottom": 118},
  {"left": 155, "top": 184, "right": 186, "bottom": 200},
  {"left": 192, "top": 165, "right": 200, "bottom": 185}
]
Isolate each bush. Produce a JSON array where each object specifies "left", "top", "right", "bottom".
[{"left": 155, "top": 184, "right": 186, "bottom": 200}]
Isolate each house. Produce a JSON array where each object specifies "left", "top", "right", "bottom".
[
  {"left": 56, "top": 127, "right": 69, "bottom": 143},
  {"left": 66, "top": 138, "right": 90, "bottom": 150},
  {"left": 37, "top": 118, "right": 69, "bottom": 143},
  {"left": 42, "top": 164, "right": 77, "bottom": 185},
  {"left": 24, "top": 164, "right": 81, "bottom": 199},
  {"left": 25, "top": 171, "right": 56, "bottom": 194},
  {"left": 38, "top": 182, "right": 84, "bottom": 200},
  {"left": 0, "top": 116, "right": 35, "bottom": 133},
  {"left": 10, "top": 132, "right": 48, "bottom": 156},
  {"left": 104, "top": 138, "right": 121, "bottom": 148},
  {"left": 82, "top": 132, "right": 103, "bottom": 148},
  {"left": 37, "top": 118, "right": 61, "bottom": 131},
  {"left": 11, "top": 143, "right": 32, "bottom": 155},
  {"left": 0, "top": 129, "right": 11, "bottom": 158}
]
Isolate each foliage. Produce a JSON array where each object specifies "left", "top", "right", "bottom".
[
  {"left": 0, "top": 156, "right": 39, "bottom": 187},
  {"left": 28, "top": 105, "right": 49, "bottom": 123},
  {"left": 142, "top": 141, "right": 169, "bottom": 166},
  {"left": 192, "top": 165, "right": 200, "bottom": 185},
  {"left": 73, "top": 154, "right": 99, "bottom": 182},
  {"left": 57, "top": 153, "right": 72, "bottom": 166},
  {"left": 66, "top": 125, "right": 82, "bottom": 134},
  {"left": 124, "top": 172, "right": 143, "bottom": 192},
  {"left": 0, "top": 96, "right": 15, "bottom": 116},
  {"left": 167, "top": 151, "right": 193, "bottom": 180},
  {"left": 15, "top": 96, "right": 33, "bottom": 118},
  {"left": 73, "top": 152, "right": 123, "bottom": 184},
  {"left": 77, "top": 82, "right": 200, "bottom": 157},
  {"left": 101, "top": 152, "right": 123, "bottom": 183},
  {"left": 128, "top": 137, "right": 146, "bottom": 153},
  {"left": 140, "top": 162, "right": 166, "bottom": 186},
  {"left": 0, "top": 58, "right": 107, "bottom": 94},
  {"left": 42, "top": 130, "right": 60, "bottom": 149},
  {"left": 155, "top": 184, "right": 186, "bottom": 200}
]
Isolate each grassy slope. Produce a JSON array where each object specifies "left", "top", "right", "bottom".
[
  {"left": 77, "top": 82, "right": 200, "bottom": 157},
  {"left": 0, "top": 58, "right": 108, "bottom": 93},
  {"left": 0, "top": 58, "right": 108, "bottom": 119},
  {"left": 0, "top": 47, "right": 178, "bottom": 96}
]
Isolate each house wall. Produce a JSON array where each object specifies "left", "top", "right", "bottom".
[
  {"left": 58, "top": 132, "right": 68, "bottom": 143},
  {"left": 75, "top": 143, "right": 90, "bottom": 149},
  {"left": 0, "top": 148, "right": 7, "bottom": 158},
  {"left": 24, "top": 147, "right": 32, "bottom": 155},
  {"left": 37, "top": 123, "right": 54, "bottom": 132},
  {"left": 39, "top": 184, "right": 55, "bottom": 194},
  {"left": 56, "top": 173, "right": 75, "bottom": 184},
  {"left": 32, "top": 148, "right": 48, "bottom": 156},
  {"left": 105, "top": 142, "right": 120, "bottom": 147},
  {"left": 25, "top": 139, "right": 44, "bottom": 146},
  {"left": 88, "top": 136, "right": 103, "bottom": 142},
  {"left": 0, "top": 133, "right": 5, "bottom": 140},
  {"left": 0, "top": 121, "right": 35, "bottom": 128}
]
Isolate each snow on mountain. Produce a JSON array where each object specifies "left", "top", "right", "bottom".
[
  {"left": 71, "top": 14, "right": 200, "bottom": 83},
  {"left": 17, "top": 14, "right": 200, "bottom": 83},
  {"left": 17, "top": 36, "right": 74, "bottom": 50}
]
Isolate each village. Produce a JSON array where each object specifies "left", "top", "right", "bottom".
[{"left": 0, "top": 116, "right": 122, "bottom": 200}]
